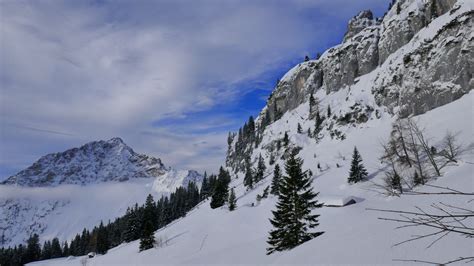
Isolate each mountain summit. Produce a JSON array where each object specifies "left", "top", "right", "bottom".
[{"left": 2, "top": 137, "right": 167, "bottom": 187}]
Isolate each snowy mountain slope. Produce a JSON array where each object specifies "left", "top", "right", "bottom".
[
  {"left": 0, "top": 138, "right": 203, "bottom": 248},
  {"left": 25, "top": 0, "right": 474, "bottom": 264},
  {"left": 29, "top": 88, "right": 474, "bottom": 266},
  {"left": 2, "top": 137, "right": 167, "bottom": 187}
]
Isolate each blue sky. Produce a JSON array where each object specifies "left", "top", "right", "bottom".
[{"left": 0, "top": 0, "right": 389, "bottom": 179}]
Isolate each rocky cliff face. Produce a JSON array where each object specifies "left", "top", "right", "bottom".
[
  {"left": 373, "top": 10, "right": 473, "bottom": 117},
  {"left": 227, "top": 0, "right": 472, "bottom": 172},
  {"left": 260, "top": 0, "right": 470, "bottom": 126},
  {"left": 2, "top": 137, "right": 167, "bottom": 186},
  {"left": 378, "top": 0, "right": 457, "bottom": 64}
]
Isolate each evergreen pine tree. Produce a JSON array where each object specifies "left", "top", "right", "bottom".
[
  {"left": 123, "top": 207, "right": 139, "bottom": 242},
  {"left": 283, "top": 132, "right": 289, "bottom": 146},
  {"left": 41, "top": 240, "right": 52, "bottom": 260},
  {"left": 262, "top": 186, "right": 270, "bottom": 198},
  {"left": 139, "top": 194, "right": 156, "bottom": 251},
  {"left": 348, "top": 147, "right": 368, "bottom": 183},
  {"left": 244, "top": 159, "right": 254, "bottom": 189},
  {"left": 267, "top": 152, "right": 323, "bottom": 254},
  {"left": 25, "top": 234, "right": 41, "bottom": 263},
  {"left": 50, "top": 238, "right": 62, "bottom": 258},
  {"left": 270, "top": 164, "right": 282, "bottom": 195},
  {"left": 327, "top": 105, "right": 331, "bottom": 117},
  {"left": 391, "top": 171, "right": 402, "bottom": 194},
  {"left": 304, "top": 55, "right": 310, "bottom": 62},
  {"left": 210, "top": 168, "right": 231, "bottom": 209},
  {"left": 297, "top": 123, "right": 303, "bottom": 133},
  {"left": 263, "top": 110, "right": 272, "bottom": 129},
  {"left": 309, "top": 94, "right": 316, "bottom": 115},
  {"left": 200, "top": 173, "right": 210, "bottom": 200},
  {"left": 63, "top": 241, "right": 70, "bottom": 257},
  {"left": 96, "top": 221, "right": 109, "bottom": 254},
  {"left": 269, "top": 152, "right": 276, "bottom": 165},
  {"left": 228, "top": 188, "right": 237, "bottom": 211},
  {"left": 314, "top": 111, "right": 324, "bottom": 138},
  {"left": 255, "top": 154, "right": 266, "bottom": 182}
]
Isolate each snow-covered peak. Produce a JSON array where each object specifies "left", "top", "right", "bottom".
[
  {"left": 1, "top": 137, "right": 167, "bottom": 187},
  {"left": 0, "top": 138, "right": 204, "bottom": 248},
  {"left": 343, "top": 10, "right": 377, "bottom": 42}
]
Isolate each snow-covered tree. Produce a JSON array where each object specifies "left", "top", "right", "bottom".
[
  {"left": 348, "top": 147, "right": 368, "bottom": 183},
  {"left": 283, "top": 132, "right": 289, "bottom": 146},
  {"left": 244, "top": 160, "right": 254, "bottom": 189},
  {"left": 255, "top": 154, "right": 266, "bottom": 182},
  {"left": 313, "top": 111, "right": 324, "bottom": 138},
  {"left": 270, "top": 164, "right": 281, "bottom": 195},
  {"left": 139, "top": 194, "right": 156, "bottom": 251},
  {"left": 210, "top": 167, "right": 230, "bottom": 209},
  {"left": 297, "top": 123, "right": 303, "bottom": 133},
  {"left": 267, "top": 152, "right": 324, "bottom": 254},
  {"left": 309, "top": 94, "right": 316, "bottom": 115},
  {"left": 228, "top": 188, "right": 237, "bottom": 211}
]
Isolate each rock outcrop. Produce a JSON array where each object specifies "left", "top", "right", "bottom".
[
  {"left": 260, "top": 0, "right": 470, "bottom": 125},
  {"left": 343, "top": 10, "right": 377, "bottom": 42},
  {"left": 378, "top": 0, "right": 457, "bottom": 64},
  {"left": 373, "top": 10, "right": 473, "bottom": 117}
]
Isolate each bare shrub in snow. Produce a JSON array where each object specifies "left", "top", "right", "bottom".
[
  {"left": 380, "top": 119, "right": 464, "bottom": 193},
  {"left": 368, "top": 185, "right": 474, "bottom": 264},
  {"left": 439, "top": 131, "right": 462, "bottom": 164}
]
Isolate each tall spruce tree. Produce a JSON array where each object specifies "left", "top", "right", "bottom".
[
  {"left": 200, "top": 172, "right": 210, "bottom": 200},
  {"left": 314, "top": 111, "right": 324, "bottom": 137},
  {"left": 244, "top": 159, "right": 254, "bottom": 189},
  {"left": 96, "top": 221, "right": 109, "bottom": 254},
  {"left": 228, "top": 188, "right": 237, "bottom": 211},
  {"left": 41, "top": 240, "right": 52, "bottom": 260},
  {"left": 63, "top": 241, "right": 70, "bottom": 257},
  {"left": 348, "top": 147, "right": 368, "bottom": 183},
  {"left": 309, "top": 94, "right": 316, "bottom": 115},
  {"left": 255, "top": 154, "right": 266, "bottom": 182},
  {"left": 210, "top": 167, "right": 231, "bottom": 209},
  {"left": 297, "top": 123, "right": 303, "bottom": 133},
  {"left": 139, "top": 194, "right": 156, "bottom": 251},
  {"left": 25, "top": 234, "right": 41, "bottom": 263},
  {"left": 283, "top": 132, "right": 289, "bottom": 146},
  {"left": 123, "top": 206, "right": 140, "bottom": 242},
  {"left": 50, "top": 238, "right": 62, "bottom": 258},
  {"left": 267, "top": 152, "right": 324, "bottom": 254},
  {"left": 270, "top": 164, "right": 282, "bottom": 195}
]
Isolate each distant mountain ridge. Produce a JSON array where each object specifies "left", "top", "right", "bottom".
[
  {"left": 0, "top": 137, "right": 204, "bottom": 248},
  {"left": 2, "top": 137, "right": 167, "bottom": 187}
]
